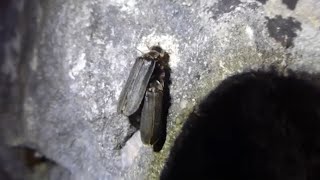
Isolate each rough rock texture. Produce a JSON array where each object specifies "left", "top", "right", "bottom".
[{"left": 1, "top": 0, "right": 320, "bottom": 179}]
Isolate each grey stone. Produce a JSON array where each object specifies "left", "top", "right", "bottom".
[{"left": 1, "top": 0, "right": 320, "bottom": 179}]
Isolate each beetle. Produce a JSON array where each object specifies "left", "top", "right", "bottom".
[{"left": 117, "top": 46, "right": 170, "bottom": 146}]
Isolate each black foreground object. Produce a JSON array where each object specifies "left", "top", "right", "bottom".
[{"left": 161, "top": 70, "right": 320, "bottom": 180}]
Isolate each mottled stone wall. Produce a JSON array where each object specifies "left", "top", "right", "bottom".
[{"left": 1, "top": 0, "right": 320, "bottom": 179}]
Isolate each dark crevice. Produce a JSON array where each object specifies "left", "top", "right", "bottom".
[{"left": 18, "top": 146, "right": 52, "bottom": 169}]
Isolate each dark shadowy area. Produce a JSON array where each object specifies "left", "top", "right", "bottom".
[
  {"left": 282, "top": 0, "right": 299, "bottom": 10},
  {"left": 0, "top": 0, "right": 18, "bottom": 114},
  {"left": 205, "top": 0, "right": 242, "bottom": 20},
  {"left": 114, "top": 105, "right": 143, "bottom": 149},
  {"left": 195, "top": 74, "right": 201, "bottom": 80},
  {"left": 161, "top": 69, "right": 320, "bottom": 180},
  {"left": 128, "top": 105, "right": 143, "bottom": 129},
  {"left": 266, "top": 15, "right": 302, "bottom": 48},
  {"left": 0, "top": 145, "right": 27, "bottom": 180},
  {"left": 0, "top": 145, "right": 70, "bottom": 180},
  {"left": 256, "top": 0, "right": 268, "bottom": 4},
  {"left": 112, "top": 108, "right": 142, "bottom": 150},
  {"left": 0, "top": 0, "right": 10, "bottom": 9},
  {"left": 22, "top": 147, "right": 51, "bottom": 168}
]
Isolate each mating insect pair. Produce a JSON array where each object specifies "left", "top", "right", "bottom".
[{"left": 117, "top": 46, "right": 170, "bottom": 148}]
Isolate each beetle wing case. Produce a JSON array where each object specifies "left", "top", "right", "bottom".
[
  {"left": 140, "top": 80, "right": 163, "bottom": 145},
  {"left": 117, "top": 57, "right": 156, "bottom": 116}
]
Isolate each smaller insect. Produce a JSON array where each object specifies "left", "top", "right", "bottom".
[{"left": 117, "top": 46, "right": 170, "bottom": 146}]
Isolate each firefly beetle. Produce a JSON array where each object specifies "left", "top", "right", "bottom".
[{"left": 117, "top": 46, "right": 170, "bottom": 146}]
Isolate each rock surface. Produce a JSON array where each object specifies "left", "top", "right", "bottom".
[{"left": 1, "top": 0, "right": 320, "bottom": 179}]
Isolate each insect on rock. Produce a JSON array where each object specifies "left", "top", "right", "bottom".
[{"left": 117, "top": 46, "right": 170, "bottom": 147}]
